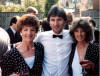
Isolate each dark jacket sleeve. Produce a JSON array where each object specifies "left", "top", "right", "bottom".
[
  {"left": 0, "top": 50, "right": 15, "bottom": 76},
  {"left": 85, "top": 43, "right": 99, "bottom": 75}
]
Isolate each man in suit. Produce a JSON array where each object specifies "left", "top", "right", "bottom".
[
  {"left": 6, "top": 16, "right": 22, "bottom": 48},
  {"left": 89, "top": 19, "right": 99, "bottom": 44}
]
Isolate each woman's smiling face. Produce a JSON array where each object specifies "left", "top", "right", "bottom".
[
  {"left": 74, "top": 27, "right": 86, "bottom": 42},
  {"left": 21, "top": 25, "right": 37, "bottom": 42}
]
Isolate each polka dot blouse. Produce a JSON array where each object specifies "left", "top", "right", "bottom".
[
  {"left": 1, "top": 42, "right": 44, "bottom": 76},
  {"left": 68, "top": 43, "right": 99, "bottom": 76}
]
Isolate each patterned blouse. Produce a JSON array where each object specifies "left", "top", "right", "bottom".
[
  {"left": 0, "top": 42, "right": 44, "bottom": 76},
  {"left": 68, "top": 43, "right": 99, "bottom": 76}
]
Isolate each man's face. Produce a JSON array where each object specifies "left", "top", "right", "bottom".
[
  {"left": 12, "top": 17, "right": 20, "bottom": 31},
  {"left": 49, "top": 16, "right": 66, "bottom": 34}
]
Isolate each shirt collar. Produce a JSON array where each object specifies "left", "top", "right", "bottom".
[
  {"left": 10, "top": 26, "right": 16, "bottom": 34},
  {"left": 52, "top": 30, "right": 63, "bottom": 35}
]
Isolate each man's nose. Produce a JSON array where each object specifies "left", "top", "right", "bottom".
[{"left": 54, "top": 21, "right": 58, "bottom": 26}]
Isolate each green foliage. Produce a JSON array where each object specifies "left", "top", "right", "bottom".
[
  {"left": 24, "top": 0, "right": 45, "bottom": 13},
  {"left": 0, "top": 5, "right": 6, "bottom": 12},
  {"left": 2, "top": 0, "right": 21, "bottom": 4},
  {"left": 7, "top": 5, "right": 23, "bottom": 12},
  {"left": 0, "top": 4, "right": 25, "bottom": 12},
  {"left": 0, "top": 0, "right": 46, "bottom": 12},
  {"left": 10, "top": 0, "right": 19, "bottom": 4},
  {"left": 0, "top": 0, "right": 59, "bottom": 17},
  {"left": 44, "top": 0, "right": 58, "bottom": 17},
  {"left": 66, "top": 1, "right": 69, "bottom": 8},
  {"left": 24, "top": 0, "right": 37, "bottom": 8}
]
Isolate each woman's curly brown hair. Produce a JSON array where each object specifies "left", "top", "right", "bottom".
[{"left": 17, "top": 14, "right": 39, "bottom": 33}]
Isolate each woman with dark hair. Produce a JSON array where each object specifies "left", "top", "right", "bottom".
[
  {"left": 1, "top": 14, "right": 44, "bottom": 76},
  {"left": 69, "top": 18, "right": 99, "bottom": 76}
]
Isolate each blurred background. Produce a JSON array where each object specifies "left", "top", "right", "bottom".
[{"left": 0, "top": 0, "right": 99, "bottom": 29}]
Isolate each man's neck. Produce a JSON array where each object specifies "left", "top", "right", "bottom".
[{"left": 53, "top": 30, "right": 63, "bottom": 35}]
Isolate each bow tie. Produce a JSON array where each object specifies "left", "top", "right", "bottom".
[{"left": 53, "top": 34, "right": 63, "bottom": 39}]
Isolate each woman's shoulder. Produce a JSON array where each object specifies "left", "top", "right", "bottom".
[
  {"left": 1, "top": 48, "right": 19, "bottom": 64},
  {"left": 87, "top": 43, "right": 99, "bottom": 54},
  {"left": 34, "top": 42, "right": 44, "bottom": 49},
  {"left": 3, "top": 48, "right": 18, "bottom": 58},
  {"left": 89, "top": 43, "right": 99, "bottom": 49},
  {"left": 34, "top": 42, "right": 44, "bottom": 56}
]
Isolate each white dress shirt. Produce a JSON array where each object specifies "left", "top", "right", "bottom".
[
  {"left": 34, "top": 30, "right": 73, "bottom": 76},
  {"left": 72, "top": 47, "right": 83, "bottom": 76},
  {"left": 10, "top": 26, "right": 16, "bottom": 35}
]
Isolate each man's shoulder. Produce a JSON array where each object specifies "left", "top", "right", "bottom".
[
  {"left": 6, "top": 27, "right": 14, "bottom": 36},
  {"left": 34, "top": 31, "right": 52, "bottom": 42},
  {"left": 6, "top": 27, "right": 10, "bottom": 30},
  {"left": 6, "top": 27, "right": 12, "bottom": 33},
  {"left": 63, "top": 29, "right": 69, "bottom": 33},
  {"left": 37, "top": 31, "right": 52, "bottom": 36},
  {"left": 63, "top": 30, "right": 70, "bottom": 36}
]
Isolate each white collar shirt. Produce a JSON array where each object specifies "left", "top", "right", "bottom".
[
  {"left": 72, "top": 47, "right": 83, "bottom": 76},
  {"left": 10, "top": 26, "right": 16, "bottom": 35},
  {"left": 34, "top": 30, "right": 73, "bottom": 76}
]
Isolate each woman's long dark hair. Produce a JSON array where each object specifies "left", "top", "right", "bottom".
[{"left": 70, "top": 18, "right": 93, "bottom": 43}]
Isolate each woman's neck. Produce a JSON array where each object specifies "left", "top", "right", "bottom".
[
  {"left": 77, "top": 41, "right": 88, "bottom": 47},
  {"left": 19, "top": 41, "right": 34, "bottom": 51},
  {"left": 77, "top": 41, "right": 89, "bottom": 60},
  {"left": 16, "top": 41, "right": 35, "bottom": 58}
]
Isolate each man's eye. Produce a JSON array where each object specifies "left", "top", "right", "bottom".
[
  {"left": 31, "top": 30, "right": 35, "bottom": 31},
  {"left": 51, "top": 19, "right": 55, "bottom": 21}
]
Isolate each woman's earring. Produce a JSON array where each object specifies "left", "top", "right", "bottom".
[{"left": 20, "top": 33, "right": 22, "bottom": 36}]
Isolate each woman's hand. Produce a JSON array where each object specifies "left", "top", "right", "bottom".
[
  {"left": 9, "top": 72, "right": 20, "bottom": 76},
  {"left": 10, "top": 72, "right": 29, "bottom": 76},
  {"left": 80, "top": 60, "right": 94, "bottom": 70}
]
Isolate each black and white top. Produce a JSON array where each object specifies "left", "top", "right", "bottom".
[
  {"left": 68, "top": 43, "right": 99, "bottom": 76},
  {"left": 0, "top": 42, "right": 44, "bottom": 76}
]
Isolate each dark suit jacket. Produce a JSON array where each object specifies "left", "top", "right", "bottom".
[
  {"left": 1, "top": 42, "right": 44, "bottom": 76},
  {"left": 68, "top": 43, "right": 99, "bottom": 76},
  {"left": 6, "top": 27, "right": 22, "bottom": 47}
]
